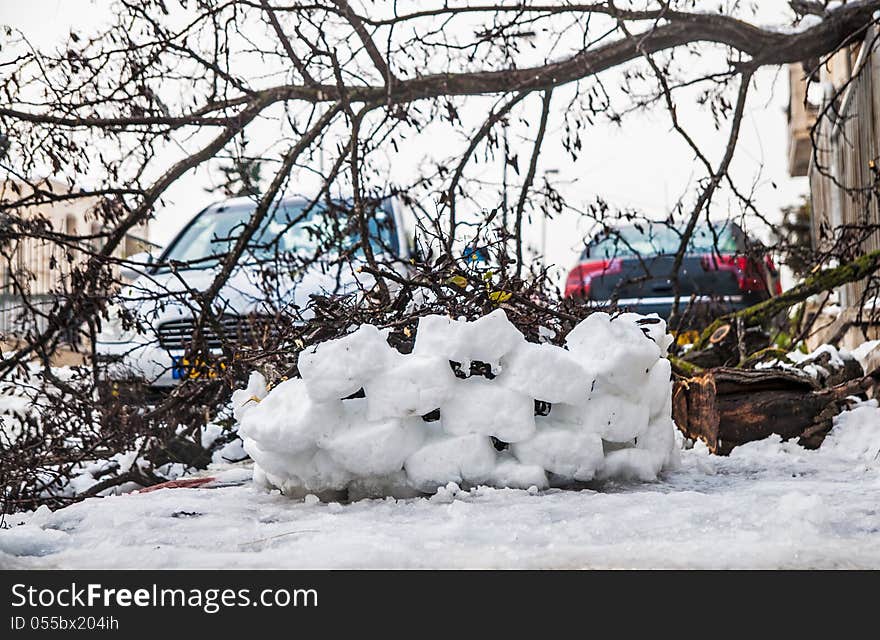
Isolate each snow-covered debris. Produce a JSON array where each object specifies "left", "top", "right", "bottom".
[
  {"left": 235, "top": 310, "right": 678, "bottom": 498},
  {"left": 787, "top": 344, "right": 846, "bottom": 367},
  {"left": 785, "top": 343, "right": 864, "bottom": 386},
  {"left": 852, "top": 339, "right": 880, "bottom": 373}
]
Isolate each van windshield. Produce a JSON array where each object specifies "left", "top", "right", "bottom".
[
  {"left": 162, "top": 199, "right": 398, "bottom": 267},
  {"left": 583, "top": 222, "right": 739, "bottom": 260}
]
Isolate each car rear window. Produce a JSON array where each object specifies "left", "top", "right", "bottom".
[{"left": 583, "top": 222, "right": 739, "bottom": 259}]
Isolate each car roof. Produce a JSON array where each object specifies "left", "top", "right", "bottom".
[
  {"left": 592, "top": 219, "right": 742, "bottom": 233},
  {"left": 207, "top": 193, "right": 396, "bottom": 211}
]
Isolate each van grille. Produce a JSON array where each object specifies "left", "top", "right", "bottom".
[{"left": 157, "top": 315, "right": 278, "bottom": 350}]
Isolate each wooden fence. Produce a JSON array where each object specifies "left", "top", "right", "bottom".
[{"left": 809, "top": 26, "right": 880, "bottom": 309}]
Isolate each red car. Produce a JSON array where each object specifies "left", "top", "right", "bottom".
[{"left": 564, "top": 221, "right": 782, "bottom": 326}]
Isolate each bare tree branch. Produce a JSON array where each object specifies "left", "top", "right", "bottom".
[{"left": 514, "top": 88, "right": 553, "bottom": 278}]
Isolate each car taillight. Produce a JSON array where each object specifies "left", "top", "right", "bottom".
[
  {"left": 564, "top": 259, "right": 622, "bottom": 298},
  {"left": 764, "top": 255, "right": 783, "bottom": 295},
  {"left": 700, "top": 253, "right": 768, "bottom": 293}
]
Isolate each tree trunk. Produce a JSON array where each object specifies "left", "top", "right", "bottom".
[{"left": 672, "top": 367, "right": 874, "bottom": 454}]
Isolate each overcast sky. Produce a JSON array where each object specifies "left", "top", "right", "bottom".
[{"left": 2, "top": 1, "right": 809, "bottom": 282}]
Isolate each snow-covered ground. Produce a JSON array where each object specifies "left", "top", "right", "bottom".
[{"left": 3, "top": 400, "right": 880, "bottom": 569}]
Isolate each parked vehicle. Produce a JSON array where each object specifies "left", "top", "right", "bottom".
[
  {"left": 564, "top": 221, "right": 782, "bottom": 327},
  {"left": 96, "top": 195, "right": 415, "bottom": 387}
]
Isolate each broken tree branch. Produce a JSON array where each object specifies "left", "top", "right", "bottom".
[{"left": 696, "top": 249, "right": 880, "bottom": 349}]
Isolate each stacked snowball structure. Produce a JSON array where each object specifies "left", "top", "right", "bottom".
[{"left": 233, "top": 309, "right": 678, "bottom": 499}]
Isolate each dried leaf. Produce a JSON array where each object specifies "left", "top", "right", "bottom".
[{"left": 446, "top": 275, "right": 468, "bottom": 288}]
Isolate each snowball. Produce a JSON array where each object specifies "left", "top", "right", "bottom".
[
  {"left": 440, "top": 377, "right": 536, "bottom": 443},
  {"left": 565, "top": 312, "right": 662, "bottom": 395},
  {"left": 498, "top": 340, "right": 592, "bottom": 404},
  {"left": 636, "top": 416, "right": 679, "bottom": 471},
  {"left": 238, "top": 378, "right": 344, "bottom": 455},
  {"left": 244, "top": 441, "right": 352, "bottom": 493},
  {"left": 429, "top": 481, "right": 462, "bottom": 504},
  {"left": 404, "top": 433, "right": 498, "bottom": 490},
  {"left": 589, "top": 393, "right": 650, "bottom": 442},
  {"left": 231, "top": 371, "right": 268, "bottom": 421},
  {"left": 364, "top": 353, "right": 456, "bottom": 420},
  {"left": 599, "top": 448, "right": 664, "bottom": 482},
  {"left": 553, "top": 392, "right": 649, "bottom": 442},
  {"left": 489, "top": 453, "right": 549, "bottom": 490},
  {"left": 463, "top": 309, "right": 525, "bottom": 364},
  {"left": 298, "top": 324, "right": 394, "bottom": 401},
  {"left": 322, "top": 405, "right": 426, "bottom": 476},
  {"left": 414, "top": 309, "right": 523, "bottom": 367},
  {"left": 645, "top": 358, "right": 672, "bottom": 418},
  {"left": 511, "top": 419, "right": 605, "bottom": 481},
  {"left": 412, "top": 315, "right": 459, "bottom": 359},
  {"left": 620, "top": 312, "right": 673, "bottom": 355}
]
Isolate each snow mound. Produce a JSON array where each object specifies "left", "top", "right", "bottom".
[
  {"left": 235, "top": 310, "right": 678, "bottom": 498},
  {"left": 822, "top": 400, "right": 880, "bottom": 463}
]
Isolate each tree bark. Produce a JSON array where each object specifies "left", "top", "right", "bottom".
[{"left": 671, "top": 367, "right": 873, "bottom": 455}]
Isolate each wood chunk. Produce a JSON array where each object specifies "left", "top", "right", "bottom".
[{"left": 672, "top": 366, "right": 875, "bottom": 454}]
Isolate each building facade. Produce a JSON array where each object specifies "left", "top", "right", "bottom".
[{"left": 0, "top": 177, "right": 155, "bottom": 341}]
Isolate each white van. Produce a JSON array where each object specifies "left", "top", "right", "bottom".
[{"left": 95, "top": 195, "right": 415, "bottom": 387}]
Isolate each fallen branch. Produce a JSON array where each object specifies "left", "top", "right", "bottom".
[
  {"left": 668, "top": 355, "right": 704, "bottom": 377},
  {"left": 672, "top": 367, "right": 878, "bottom": 454},
  {"left": 696, "top": 249, "right": 880, "bottom": 349}
]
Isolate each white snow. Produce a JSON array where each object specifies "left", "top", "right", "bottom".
[
  {"left": 440, "top": 377, "right": 536, "bottom": 442},
  {"left": 851, "top": 339, "right": 880, "bottom": 372},
  {"left": 787, "top": 343, "right": 846, "bottom": 367},
  {"left": 238, "top": 378, "right": 345, "bottom": 456},
  {"left": 230, "top": 371, "right": 268, "bottom": 422},
  {"left": 412, "top": 309, "right": 523, "bottom": 368},
  {"left": 405, "top": 432, "right": 499, "bottom": 491},
  {"left": 822, "top": 399, "right": 880, "bottom": 462},
  {"left": 498, "top": 340, "right": 591, "bottom": 404},
  {"left": 298, "top": 324, "right": 394, "bottom": 402},
  {"left": 321, "top": 402, "right": 426, "bottom": 478},
  {"left": 565, "top": 311, "right": 663, "bottom": 394},
  {"left": 236, "top": 310, "right": 677, "bottom": 497},
  {"left": 364, "top": 353, "right": 456, "bottom": 420},
  {"left": 5, "top": 399, "right": 880, "bottom": 569},
  {"left": 510, "top": 419, "right": 604, "bottom": 481}
]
